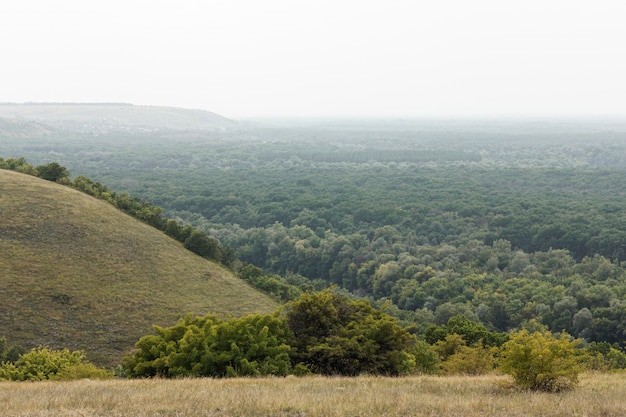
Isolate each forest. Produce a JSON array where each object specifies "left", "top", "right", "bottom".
[{"left": 3, "top": 117, "right": 626, "bottom": 350}]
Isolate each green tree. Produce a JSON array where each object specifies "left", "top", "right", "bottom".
[
  {"left": 184, "top": 230, "right": 221, "bottom": 260},
  {"left": 0, "top": 337, "right": 24, "bottom": 364},
  {"left": 425, "top": 315, "right": 508, "bottom": 347},
  {"left": 285, "top": 289, "right": 415, "bottom": 375},
  {"left": 412, "top": 339, "right": 440, "bottom": 374},
  {"left": 35, "top": 162, "right": 70, "bottom": 182},
  {"left": 498, "top": 327, "right": 586, "bottom": 392}
]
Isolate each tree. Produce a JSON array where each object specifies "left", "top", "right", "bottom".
[
  {"left": 35, "top": 162, "right": 70, "bottom": 182},
  {"left": 425, "top": 315, "right": 508, "bottom": 347},
  {"left": 184, "top": 230, "right": 221, "bottom": 260},
  {"left": 498, "top": 327, "right": 586, "bottom": 392},
  {"left": 285, "top": 289, "right": 415, "bottom": 376},
  {"left": 0, "top": 337, "right": 24, "bottom": 364}
]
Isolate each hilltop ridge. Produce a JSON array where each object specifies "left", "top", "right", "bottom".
[{"left": 0, "top": 102, "right": 237, "bottom": 132}]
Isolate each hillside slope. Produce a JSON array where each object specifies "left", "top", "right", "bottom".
[
  {"left": 0, "top": 103, "right": 237, "bottom": 132},
  {"left": 0, "top": 169, "right": 277, "bottom": 365}
]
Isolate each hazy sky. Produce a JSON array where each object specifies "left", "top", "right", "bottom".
[{"left": 1, "top": 0, "right": 625, "bottom": 119}]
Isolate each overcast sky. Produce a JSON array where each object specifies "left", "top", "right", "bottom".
[{"left": 1, "top": 0, "right": 625, "bottom": 119}]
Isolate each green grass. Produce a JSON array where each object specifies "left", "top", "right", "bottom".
[
  {"left": 1, "top": 373, "right": 625, "bottom": 416},
  {"left": 0, "top": 169, "right": 278, "bottom": 365}
]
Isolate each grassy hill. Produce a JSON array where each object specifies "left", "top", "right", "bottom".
[{"left": 0, "top": 169, "right": 278, "bottom": 365}]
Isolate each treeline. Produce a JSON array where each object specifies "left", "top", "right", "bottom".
[
  {"left": 222, "top": 221, "right": 626, "bottom": 346},
  {"left": 0, "top": 157, "right": 232, "bottom": 265}
]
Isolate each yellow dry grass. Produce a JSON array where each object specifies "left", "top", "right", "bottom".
[
  {"left": 0, "top": 373, "right": 624, "bottom": 417},
  {"left": 0, "top": 169, "right": 278, "bottom": 366}
]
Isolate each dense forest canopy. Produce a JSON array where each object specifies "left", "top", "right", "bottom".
[{"left": 3, "top": 116, "right": 626, "bottom": 346}]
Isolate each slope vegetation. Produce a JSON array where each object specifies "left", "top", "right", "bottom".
[{"left": 0, "top": 169, "right": 277, "bottom": 365}]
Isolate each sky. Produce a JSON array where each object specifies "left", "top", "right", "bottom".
[{"left": 1, "top": 0, "right": 625, "bottom": 119}]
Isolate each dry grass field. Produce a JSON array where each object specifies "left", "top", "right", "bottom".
[{"left": 1, "top": 373, "right": 625, "bottom": 417}]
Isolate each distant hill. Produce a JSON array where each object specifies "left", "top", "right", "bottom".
[
  {"left": 0, "top": 103, "right": 238, "bottom": 132},
  {"left": 0, "top": 117, "right": 65, "bottom": 139},
  {"left": 0, "top": 169, "right": 277, "bottom": 365}
]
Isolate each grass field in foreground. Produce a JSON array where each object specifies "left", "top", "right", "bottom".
[{"left": 0, "top": 373, "right": 625, "bottom": 417}]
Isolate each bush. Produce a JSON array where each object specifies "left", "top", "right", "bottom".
[
  {"left": 35, "top": 162, "right": 70, "bottom": 182},
  {"left": 412, "top": 339, "right": 440, "bottom": 374},
  {"left": 124, "top": 313, "right": 292, "bottom": 378},
  {"left": 498, "top": 328, "right": 586, "bottom": 392},
  {"left": 285, "top": 289, "right": 416, "bottom": 376},
  {"left": 441, "top": 343, "right": 495, "bottom": 375},
  {"left": 0, "top": 346, "right": 112, "bottom": 381}
]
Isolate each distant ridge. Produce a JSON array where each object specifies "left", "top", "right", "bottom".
[
  {"left": 0, "top": 169, "right": 277, "bottom": 365},
  {"left": 0, "top": 102, "right": 237, "bottom": 132}
]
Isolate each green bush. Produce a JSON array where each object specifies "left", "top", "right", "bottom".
[
  {"left": 285, "top": 289, "right": 415, "bottom": 376},
  {"left": 498, "top": 328, "right": 586, "bottom": 392},
  {"left": 441, "top": 342, "right": 495, "bottom": 375},
  {"left": 124, "top": 313, "right": 292, "bottom": 378},
  {"left": 0, "top": 346, "right": 112, "bottom": 381},
  {"left": 0, "top": 337, "right": 25, "bottom": 364},
  {"left": 412, "top": 339, "right": 440, "bottom": 374}
]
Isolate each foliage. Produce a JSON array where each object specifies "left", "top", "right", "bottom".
[
  {"left": 285, "top": 288, "right": 415, "bottom": 376},
  {"left": 6, "top": 121, "right": 626, "bottom": 350},
  {"left": 438, "top": 338, "right": 496, "bottom": 375},
  {"left": 0, "top": 156, "right": 38, "bottom": 175},
  {"left": 124, "top": 313, "right": 292, "bottom": 378},
  {"left": 411, "top": 339, "right": 441, "bottom": 374},
  {"left": 498, "top": 327, "right": 586, "bottom": 392},
  {"left": 236, "top": 264, "right": 304, "bottom": 302},
  {"left": 126, "top": 290, "right": 420, "bottom": 378},
  {"left": 0, "top": 337, "right": 25, "bottom": 364},
  {"left": 585, "top": 342, "right": 626, "bottom": 371},
  {"left": 425, "top": 315, "right": 509, "bottom": 348},
  {"left": 35, "top": 162, "right": 70, "bottom": 182},
  {"left": 0, "top": 346, "right": 112, "bottom": 381}
]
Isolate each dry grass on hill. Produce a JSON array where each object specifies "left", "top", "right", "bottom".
[
  {"left": 0, "top": 373, "right": 625, "bottom": 417},
  {"left": 0, "top": 169, "right": 277, "bottom": 365}
]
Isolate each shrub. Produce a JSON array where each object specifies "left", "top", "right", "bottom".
[
  {"left": 285, "top": 289, "right": 415, "bottom": 376},
  {"left": 498, "top": 328, "right": 586, "bottom": 392},
  {"left": 441, "top": 343, "right": 495, "bottom": 375},
  {"left": 35, "top": 162, "right": 70, "bottom": 182},
  {"left": 124, "top": 313, "right": 292, "bottom": 378},
  {"left": 412, "top": 339, "right": 440, "bottom": 374},
  {"left": 0, "top": 346, "right": 112, "bottom": 381}
]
